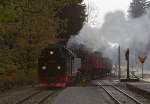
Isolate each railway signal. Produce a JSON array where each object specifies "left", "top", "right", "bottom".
[
  {"left": 138, "top": 56, "right": 147, "bottom": 64},
  {"left": 125, "top": 48, "right": 130, "bottom": 79},
  {"left": 138, "top": 55, "right": 147, "bottom": 79}
]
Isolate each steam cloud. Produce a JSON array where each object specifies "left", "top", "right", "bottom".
[{"left": 67, "top": 10, "right": 150, "bottom": 72}]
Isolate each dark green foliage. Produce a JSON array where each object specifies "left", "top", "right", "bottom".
[
  {"left": 128, "top": 0, "right": 150, "bottom": 18},
  {"left": 0, "top": 0, "right": 10, "bottom": 7},
  {"left": 56, "top": 2, "right": 86, "bottom": 40},
  {"left": 0, "top": 0, "right": 86, "bottom": 83}
]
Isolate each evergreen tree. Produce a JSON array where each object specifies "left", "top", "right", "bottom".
[
  {"left": 56, "top": 2, "right": 86, "bottom": 40},
  {"left": 147, "top": 1, "right": 150, "bottom": 8},
  {"left": 0, "top": 0, "right": 86, "bottom": 82},
  {"left": 128, "top": 0, "right": 149, "bottom": 18}
]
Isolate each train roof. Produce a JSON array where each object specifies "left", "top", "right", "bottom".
[
  {"left": 48, "top": 43, "right": 76, "bottom": 57},
  {"left": 48, "top": 43, "right": 65, "bottom": 48}
]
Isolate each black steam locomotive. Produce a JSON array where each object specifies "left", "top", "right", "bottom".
[{"left": 38, "top": 43, "right": 81, "bottom": 88}]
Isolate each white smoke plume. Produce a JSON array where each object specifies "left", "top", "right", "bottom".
[{"left": 67, "top": 9, "right": 150, "bottom": 72}]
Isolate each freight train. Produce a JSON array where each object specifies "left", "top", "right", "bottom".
[
  {"left": 38, "top": 43, "right": 112, "bottom": 88},
  {"left": 75, "top": 46, "right": 112, "bottom": 80},
  {"left": 79, "top": 52, "right": 112, "bottom": 80}
]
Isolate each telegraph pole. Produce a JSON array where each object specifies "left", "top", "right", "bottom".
[
  {"left": 87, "top": 0, "right": 90, "bottom": 23},
  {"left": 142, "top": 63, "right": 143, "bottom": 79},
  {"left": 118, "top": 46, "right": 121, "bottom": 79}
]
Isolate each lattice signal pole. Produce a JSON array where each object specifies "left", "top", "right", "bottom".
[{"left": 138, "top": 56, "right": 147, "bottom": 79}]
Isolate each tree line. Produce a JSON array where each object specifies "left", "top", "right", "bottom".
[
  {"left": 0, "top": 0, "right": 86, "bottom": 84},
  {"left": 0, "top": 0, "right": 149, "bottom": 85},
  {"left": 128, "top": 0, "right": 150, "bottom": 18}
]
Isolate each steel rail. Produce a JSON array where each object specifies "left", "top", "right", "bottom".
[
  {"left": 111, "top": 85, "right": 143, "bottom": 104},
  {"left": 98, "top": 82, "right": 121, "bottom": 104},
  {"left": 15, "top": 90, "right": 41, "bottom": 104},
  {"left": 38, "top": 91, "right": 56, "bottom": 104},
  {"left": 98, "top": 81, "right": 143, "bottom": 104}
]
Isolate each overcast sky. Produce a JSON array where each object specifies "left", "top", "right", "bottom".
[
  {"left": 70, "top": 0, "right": 150, "bottom": 72},
  {"left": 84, "top": 0, "right": 132, "bottom": 27}
]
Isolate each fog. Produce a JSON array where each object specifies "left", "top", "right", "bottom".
[{"left": 67, "top": 9, "right": 150, "bottom": 72}]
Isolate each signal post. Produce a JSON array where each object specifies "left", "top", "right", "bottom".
[
  {"left": 138, "top": 56, "right": 147, "bottom": 79},
  {"left": 125, "top": 48, "right": 130, "bottom": 79}
]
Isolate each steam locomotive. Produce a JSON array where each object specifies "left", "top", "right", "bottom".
[
  {"left": 38, "top": 43, "right": 81, "bottom": 88},
  {"left": 38, "top": 43, "right": 112, "bottom": 88}
]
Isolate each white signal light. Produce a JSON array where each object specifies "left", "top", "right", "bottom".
[
  {"left": 50, "top": 51, "right": 54, "bottom": 55},
  {"left": 57, "top": 66, "right": 61, "bottom": 70},
  {"left": 42, "top": 66, "right": 46, "bottom": 70}
]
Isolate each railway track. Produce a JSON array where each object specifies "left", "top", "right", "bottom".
[
  {"left": 15, "top": 90, "right": 56, "bottom": 104},
  {"left": 98, "top": 80, "right": 143, "bottom": 104}
]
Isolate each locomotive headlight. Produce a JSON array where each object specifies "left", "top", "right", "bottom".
[
  {"left": 50, "top": 51, "right": 54, "bottom": 55},
  {"left": 42, "top": 66, "right": 46, "bottom": 70},
  {"left": 57, "top": 66, "right": 61, "bottom": 70}
]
